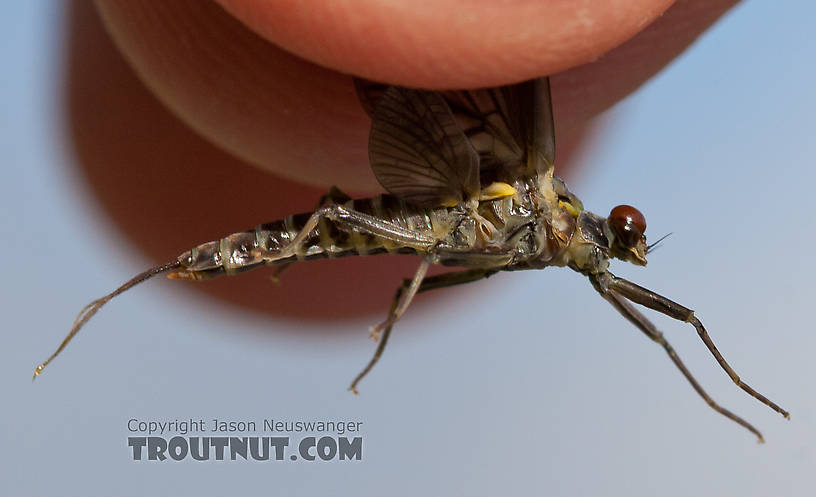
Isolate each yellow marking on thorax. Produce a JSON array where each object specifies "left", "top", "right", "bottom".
[
  {"left": 558, "top": 200, "right": 581, "bottom": 218},
  {"left": 479, "top": 182, "right": 517, "bottom": 201}
]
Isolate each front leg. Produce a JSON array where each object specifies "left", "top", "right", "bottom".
[
  {"left": 590, "top": 271, "right": 788, "bottom": 441},
  {"left": 592, "top": 279, "right": 765, "bottom": 441},
  {"left": 594, "top": 271, "right": 788, "bottom": 420}
]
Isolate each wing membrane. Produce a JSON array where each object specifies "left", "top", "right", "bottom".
[
  {"left": 369, "top": 86, "right": 480, "bottom": 208},
  {"left": 442, "top": 78, "right": 554, "bottom": 177},
  {"left": 357, "top": 77, "right": 556, "bottom": 181}
]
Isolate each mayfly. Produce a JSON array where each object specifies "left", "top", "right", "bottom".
[{"left": 35, "top": 76, "right": 788, "bottom": 441}]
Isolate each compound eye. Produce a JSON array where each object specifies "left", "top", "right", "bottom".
[{"left": 609, "top": 204, "right": 646, "bottom": 247}]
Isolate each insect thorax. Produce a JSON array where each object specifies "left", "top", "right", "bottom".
[
  {"left": 561, "top": 211, "right": 613, "bottom": 274},
  {"left": 440, "top": 175, "right": 575, "bottom": 271}
]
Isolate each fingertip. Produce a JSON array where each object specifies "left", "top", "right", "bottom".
[
  {"left": 94, "top": 0, "right": 733, "bottom": 190},
  {"left": 215, "top": 0, "right": 676, "bottom": 88},
  {"left": 96, "top": 0, "right": 380, "bottom": 192}
]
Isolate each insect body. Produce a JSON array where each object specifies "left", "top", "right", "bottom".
[{"left": 36, "top": 77, "right": 787, "bottom": 441}]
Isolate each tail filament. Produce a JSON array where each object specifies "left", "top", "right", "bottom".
[{"left": 33, "top": 260, "right": 182, "bottom": 379}]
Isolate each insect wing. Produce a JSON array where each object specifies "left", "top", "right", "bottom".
[
  {"left": 357, "top": 77, "right": 555, "bottom": 179},
  {"left": 354, "top": 78, "right": 387, "bottom": 118},
  {"left": 442, "top": 77, "right": 555, "bottom": 177},
  {"left": 368, "top": 86, "right": 480, "bottom": 208}
]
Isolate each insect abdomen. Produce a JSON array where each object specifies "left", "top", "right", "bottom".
[{"left": 176, "top": 195, "right": 433, "bottom": 280}]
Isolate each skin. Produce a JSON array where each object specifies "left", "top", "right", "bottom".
[
  {"left": 69, "top": 0, "right": 738, "bottom": 324},
  {"left": 94, "top": 0, "right": 737, "bottom": 190}
]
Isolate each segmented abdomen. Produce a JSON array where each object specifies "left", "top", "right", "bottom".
[{"left": 178, "top": 195, "right": 439, "bottom": 279}]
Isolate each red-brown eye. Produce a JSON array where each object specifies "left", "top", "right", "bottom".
[
  {"left": 609, "top": 205, "right": 647, "bottom": 247},
  {"left": 610, "top": 205, "right": 646, "bottom": 233}
]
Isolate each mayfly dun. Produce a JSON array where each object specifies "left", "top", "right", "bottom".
[{"left": 35, "top": 77, "right": 788, "bottom": 441}]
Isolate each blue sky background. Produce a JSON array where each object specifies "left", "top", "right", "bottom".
[{"left": 2, "top": 2, "right": 815, "bottom": 496}]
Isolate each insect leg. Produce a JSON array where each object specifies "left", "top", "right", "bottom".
[
  {"left": 349, "top": 268, "right": 499, "bottom": 394},
  {"left": 595, "top": 272, "right": 789, "bottom": 420},
  {"left": 593, "top": 280, "right": 765, "bottom": 441},
  {"left": 269, "top": 187, "right": 353, "bottom": 284},
  {"left": 368, "top": 259, "right": 430, "bottom": 343},
  {"left": 256, "top": 203, "right": 435, "bottom": 263}
]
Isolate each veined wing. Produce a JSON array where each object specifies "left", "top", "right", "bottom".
[
  {"left": 368, "top": 86, "right": 480, "bottom": 208},
  {"left": 443, "top": 78, "right": 555, "bottom": 179},
  {"left": 356, "top": 77, "right": 555, "bottom": 182}
]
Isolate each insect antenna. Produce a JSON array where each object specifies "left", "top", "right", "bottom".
[
  {"left": 33, "top": 260, "right": 182, "bottom": 379},
  {"left": 646, "top": 232, "right": 672, "bottom": 254}
]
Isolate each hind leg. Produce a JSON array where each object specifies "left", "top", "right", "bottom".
[
  {"left": 257, "top": 202, "right": 436, "bottom": 267},
  {"left": 349, "top": 267, "right": 499, "bottom": 394},
  {"left": 269, "top": 187, "right": 354, "bottom": 284}
]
